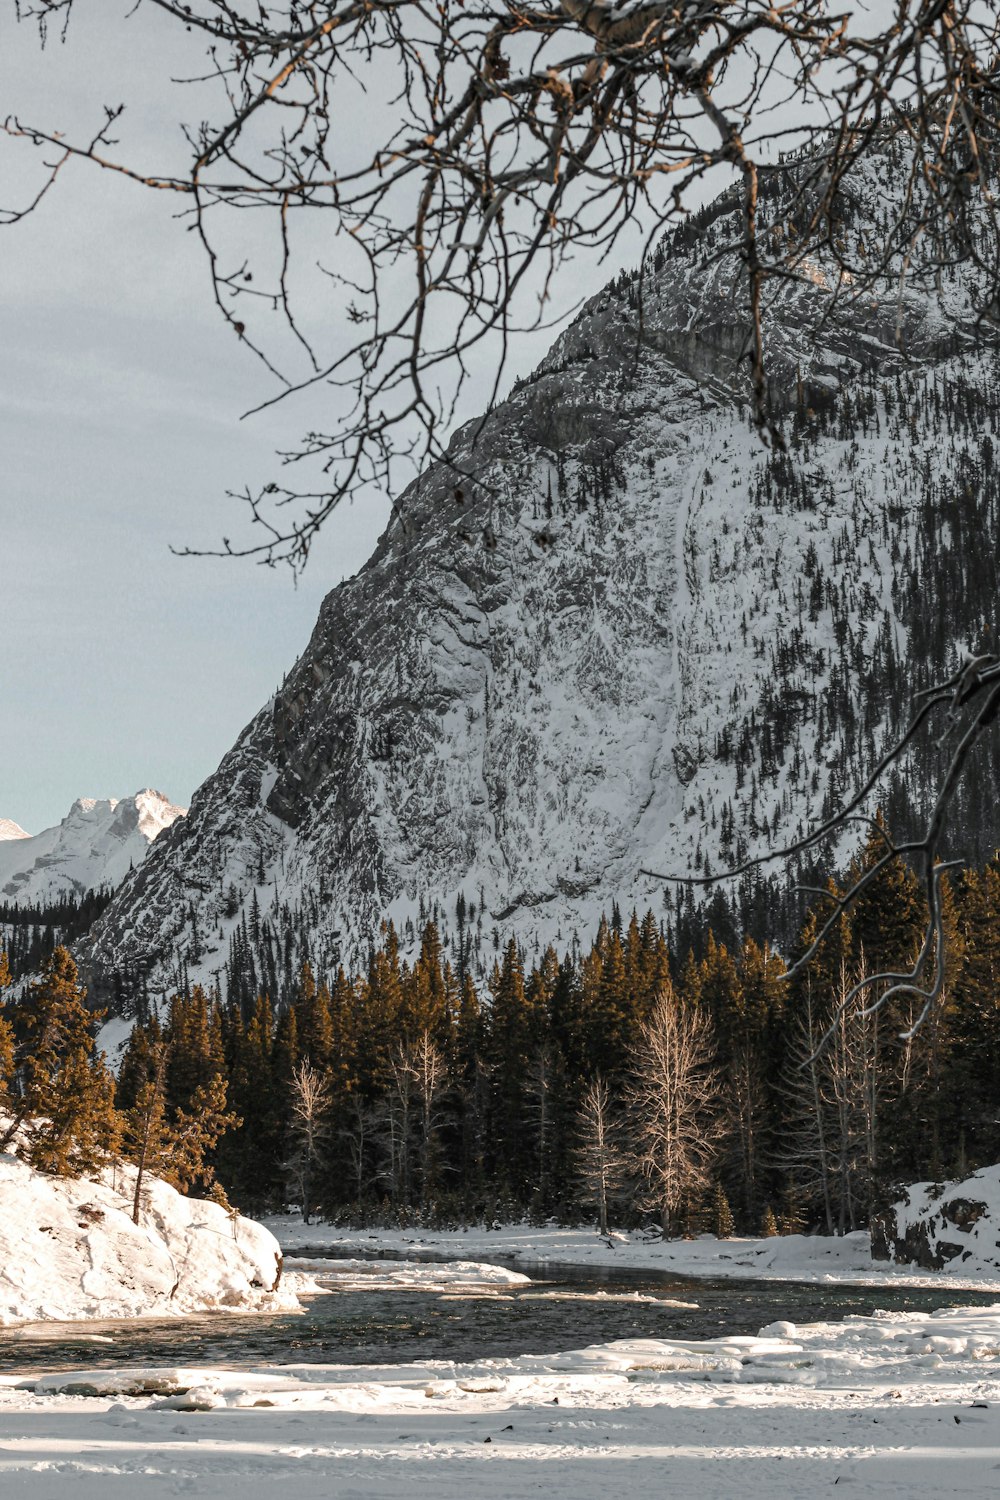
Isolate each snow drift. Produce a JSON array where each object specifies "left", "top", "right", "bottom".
[{"left": 0, "top": 1151, "right": 293, "bottom": 1325}]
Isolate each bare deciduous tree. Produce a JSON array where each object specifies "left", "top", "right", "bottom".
[
  {"left": 287, "top": 1058, "right": 332, "bottom": 1222},
  {"left": 340, "top": 1091, "right": 381, "bottom": 1208},
  {"left": 778, "top": 981, "right": 836, "bottom": 1235},
  {"left": 627, "top": 983, "right": 720, "bottom": 1237},
  {"left": 824, "top": 955, "right": 880, "bottom": 1232},
  {"left": 777, "top": 957, "right": 882, "bottom": 1232},
  {"left": 404, "top": 1031, "right": 450, "bottom": 1210},
  {"left": 572, "top": 1073, "right": 626, "bottom": 1235}
]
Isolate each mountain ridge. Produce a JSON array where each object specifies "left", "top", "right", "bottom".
[{"left": 79, "top": 138, "right": 1000, "bottom": 1007}]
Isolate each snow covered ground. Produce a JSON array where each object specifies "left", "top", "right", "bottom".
[
  {"left": 5, "top": 1305, "right": 1000, "bottom": 1495},
  {"left": 8, "top": 1210, "right": 1000, "bottom": 1493},
  {"left": 266, "top": 1219, "right": 1000, "bottom": 1293},
  {"left": 0, "top": 1153, "right": 294, "bottom": 1324}
]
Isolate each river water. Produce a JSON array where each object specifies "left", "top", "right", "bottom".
[{"left": 3, "top": 1250, "right": 999, "bottom": 1377}]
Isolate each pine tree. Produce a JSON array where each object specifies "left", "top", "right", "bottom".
[
  {"left": 0, "top": 951, "right": 14, "bottom": 1117},
  {"left": 295, "top": 961, "right": 334, "bottom": 1067},
  {"left": 124, "top": 1040, "right": 169, "bottom": 1223},
  {"left": 487, "top": 938, "right": 533, "bottom": 1192},
  {"left": 712, "top": 1182, "right": 735, "bottom": 1239},
  {"left": 165, "top": 985, "right": 224, "bottom": 1110},
  {"left": 11, "top": 946, "right": 120, "bottom": 1175},
  {"left": 167, "top": 1073, "right": 240, "bottom": 1198}
]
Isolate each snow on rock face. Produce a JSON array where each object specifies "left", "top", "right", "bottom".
[
  {"left": 0, "top": 791, "right": 185, "bottom": 906},
  {"left": 79, "top": 139, "right": 1000, "bottom": 1005},
  {"left": 872, "top": 1165, "right": 1000, "bottom": 1275},
  {"left": 0, "top": 1151, "right": 293, "bottom": 1325},
  {"left": 0, "top": 820, "right": 29, "bottom": 842}
]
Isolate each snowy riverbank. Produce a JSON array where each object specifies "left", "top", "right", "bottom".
[
  {"left": 266, "top": 1218, "right": 1000, "bottom": 1293},
  {"left": 5, "top": 1304, "right": 1000, "bottom": 1495},
  {"left": 0, "top": 1153, "right": 295, "bottom": 1324}
]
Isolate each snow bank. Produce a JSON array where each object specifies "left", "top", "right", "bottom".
[
  {"left": 0, "top": 1152, "right": 296, "bottom": 1325},
  {"left": 8, "top": 1304, "right": 1000, "bottom": 1497},
  {"left": 873, "top": 1164, "right": 1000, "bottom": 1276},
  {"left": 268, "top": 1219, "right": 1000, "bottom": 1291}
]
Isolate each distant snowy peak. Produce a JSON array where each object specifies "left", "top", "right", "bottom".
[{"left": 0, "top": 791, "right": 185, "bottom": 906}]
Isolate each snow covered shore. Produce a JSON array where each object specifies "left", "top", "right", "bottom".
[
  {"left": 4, "top": 1305, "right": 1000, "bottom": 1495},
  {"left": 266, "top": 1218, "right": 1000, "bottom": 1292},
  {"left": 0, "top": 1153, "right": 295, "bottom": 1324}
]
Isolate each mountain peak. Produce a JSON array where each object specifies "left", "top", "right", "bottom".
[
  {"left": 0, "top": 792, "right": 186, "bottom": 906},
  {"left": 0, "top": 820, "right": 29, "bottom": 843}
]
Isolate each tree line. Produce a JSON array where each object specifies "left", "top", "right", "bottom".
[{"left": 4, "top": 820, "right": 1000, "bottom": 1236}]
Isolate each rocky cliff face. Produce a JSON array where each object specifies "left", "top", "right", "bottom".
[{"left": 80, "top": 140, "right": 1000, "bottom": 1006}]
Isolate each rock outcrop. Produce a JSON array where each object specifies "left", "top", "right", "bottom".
[{"left": 872, "top": 1168, "right": 1000, "bottom": 1274}]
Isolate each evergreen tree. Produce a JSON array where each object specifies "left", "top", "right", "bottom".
[
  {"left": 123, "top": 1038, "right": 169, "bottom": 1223},
  {"left": 0, "top": 951, "right": 14, "bottom": 1116},
  {"left": 712, "top": 1181, "right": 735, "bottom": 1239},
  {"left": 11, "top": 947, "right": 119, "bottom": 1175}
]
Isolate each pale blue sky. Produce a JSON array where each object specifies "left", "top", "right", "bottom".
[{"left": 0, "top": 7, "right": 422, "bottom": 832}]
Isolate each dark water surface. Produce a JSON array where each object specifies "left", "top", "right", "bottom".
[{"left": 3, "top": 1250, "right": 999, "bottom": 1377}]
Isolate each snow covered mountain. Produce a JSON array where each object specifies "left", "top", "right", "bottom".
[
  {"left": 0, "top": 821, "right": 29, "bottom": 844},
  {"left": 0, "top": 792, "right": 186, "bottom": 907},
  {"left": 80, "top": 136, "right": 1000, "bottom": 1006}
]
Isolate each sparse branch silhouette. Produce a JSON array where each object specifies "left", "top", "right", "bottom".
[{"left": 7, "top": 1, "right": 1000, "bottom": 569}]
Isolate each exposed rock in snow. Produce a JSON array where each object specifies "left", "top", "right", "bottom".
[
  {"left": 0, "top": 1150, "right": 293, "bottom": 1325},
  {"left": 79, "top": 138, "right": 1000, "bottom": 1005},
  {"left": 872, "top": 1166, "right": 1000, "bottom": 1276},
  {"left": 0, "top": 791, "right": 185, "bottom": 906}
]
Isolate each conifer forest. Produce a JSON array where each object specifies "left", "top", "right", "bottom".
[{"left": 6, "top": 822, "right": 1000, "bottom": 1240}]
